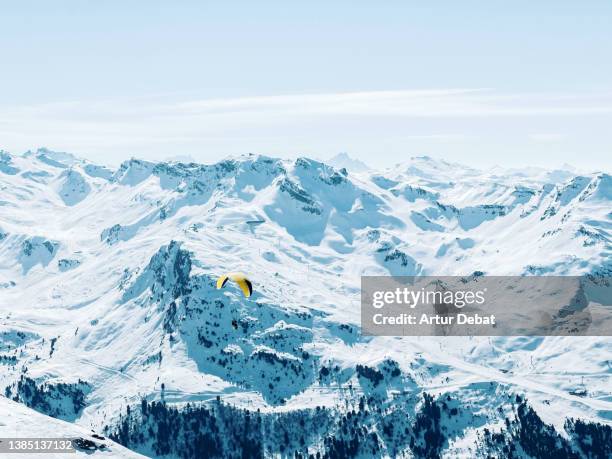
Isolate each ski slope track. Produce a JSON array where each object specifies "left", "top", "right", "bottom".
[{"left": 0, "top": 148, "right": 610, "bottom": 457}]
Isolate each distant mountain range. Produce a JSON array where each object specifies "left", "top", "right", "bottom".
[{"left": 0, "top": 148, "right": 610, "bottom": 458}]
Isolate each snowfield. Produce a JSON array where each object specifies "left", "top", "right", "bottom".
[
  {"left": 0, "top": 148, "right": 610, "bottom": 458},
  {"left": 0, "top": 396, "right": 145, "bottom": 457}
]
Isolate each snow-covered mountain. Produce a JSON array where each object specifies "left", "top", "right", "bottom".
[
  {"left": 0, "top": 148, "right": 610, "bottom": 458},
  {"left": 326, "top": 152, "right": 371, "bottom": 173}
]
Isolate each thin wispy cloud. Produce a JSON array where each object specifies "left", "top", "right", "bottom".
[
  {"left": 4, "top": 89, "right": 612, "bottom": 120},
  {"left": 0, "top": 89, "right": 611, "bottom": 168}
]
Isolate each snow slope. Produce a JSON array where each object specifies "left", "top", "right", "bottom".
[
  {"left": 0, "top": 395, "right": 144, "bottom": 458},
  {"left": 0, "top": 148, "right": 610, "bottom": 457}
]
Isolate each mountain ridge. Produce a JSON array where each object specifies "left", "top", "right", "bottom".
[{"left": 0, "top": 147, "right": 610, "bottom": 457}]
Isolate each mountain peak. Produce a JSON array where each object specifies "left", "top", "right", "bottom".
[
  {"left": 35, "top": 147, "right": 81, "bottom": 168},
  {"left": 327, "top": 152, "right": 370, "bottom": 172}
]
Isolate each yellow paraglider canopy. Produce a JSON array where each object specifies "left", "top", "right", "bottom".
[{"left": 216, "top": 272, "right": 253, "bottom": 298}]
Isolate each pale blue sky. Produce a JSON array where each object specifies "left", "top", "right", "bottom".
[{"left": 1, "top": 1, "right": 611, "bottom": 170}]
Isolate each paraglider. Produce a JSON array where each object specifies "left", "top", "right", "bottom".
[{"left": 216, "top": 272, "right": 253, "bottom": 298}]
